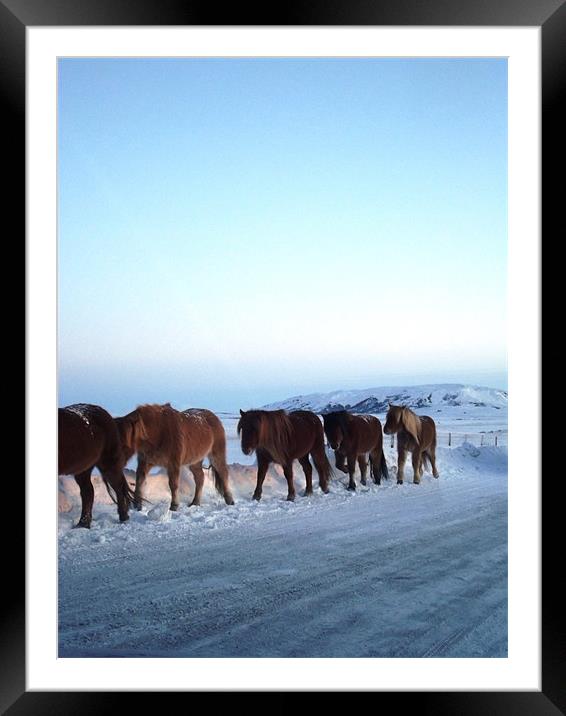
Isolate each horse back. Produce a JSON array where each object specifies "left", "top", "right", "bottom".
[
  {"left": 183, "top": 408, "right": 225, "bottom": 439},
  {"left": 179, "top": 408, "right": 219, "bottom": 464},
  {"left": 349, "top": 414, "right": 383, "bottom": 454},
  {"left": 287, "top": 410, "right": 325, "bottom": 459}
]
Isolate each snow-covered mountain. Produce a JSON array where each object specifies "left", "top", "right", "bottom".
[{"left": 263, "top": 384, "right": 508, "bottom": 415}]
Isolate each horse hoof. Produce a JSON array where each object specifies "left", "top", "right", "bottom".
[
  {"left": 135, "top": 504, "right": 143, "bottom": 511},
  {"left": 252, "top": 494, "right": 261, "bottom": 502},
  {"left": 322, "top": 487, "right": 330, "bottom": 494},
  {"left": 397, "top": 480, "right": 403, "bottom": 485},
  {"left": 303, "top": 490, "right": 313, "bottom": 497},
  {"left": 119, "top": 515, "right": 130, "bottom": 523},
  {"left": 170, "top": 504, "right": 179, "bottom": 512},
  {"left": 347, "top": 485, "right": 356, "bottom": 491},
  {"left": 73, "top": 521, "right": 90, "bottom": 529},
  {"left": 226, "top": 498, "right": 235, "bottom": 506},
  {"left": 189, "top": 501, "right": 200, "bottom": 507},
  {"left": 360, "top": 480, "right": 367, "bottom": 486},
  {"left": 286, "top": 495, "right": 296, "bottom": 502}
]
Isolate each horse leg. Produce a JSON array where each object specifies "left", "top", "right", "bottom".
[
  {"left": 346, "top": 455, "right": 357, "bottom": 490},
  {"left": 358, "top": 455, "right": 368, "bottom": 486},
  {"left": 189, "top": 462, "right": 205, "bottom": 507},
  {"left": 74, "top": 469, "right": 94, "bottom": 528},
  {"left": 208, "top": 450, "right": 235, "bottom": 505},
  {"left": 412, "top": 450, "right": 422, "bottom": 485},
  {"left": 335, "top": 450, "right": 348, "bottom": 473},
  {"left": 134, "top": 453, "right": 153, "bottom": 510},
  {"left": 253, "top": 453, "right": 270, "bottom": 502},
  {"left": 167, "top": 463, "right": 181, "bottom": 511},
  {"left": 298, "top": 455, "right": 313, "bottom": 496},
  {"left": 397, "top": 447, "right": 407, "bottom": 485},
  {"left": 283, "top": 463, "right": 296, "bottom": 501}
]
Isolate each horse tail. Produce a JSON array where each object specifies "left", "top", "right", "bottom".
[
  {"left": 101, "top": 472, "right": 137, "bottom": 507},
  {"left": 380, "top": 452, "right": 389, "bottom": 481},
  {"left": 421, "top": 452, "right": 432, "bottom": 473},
  {"left": 369, "top": 452, "right": 389, "bottom": 483},
  {"left": 313, "top": 449, "right": 334, "bottom": 492},
  {"left": 210, "top": 465, "right": 226, "bottom": 498},
  {"left": 325, "top": 451, "right": 335, "bottom": 487}
]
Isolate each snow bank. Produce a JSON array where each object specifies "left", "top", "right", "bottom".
[{"left": 58, "top": 444, "right": 507, "bottom": 537}]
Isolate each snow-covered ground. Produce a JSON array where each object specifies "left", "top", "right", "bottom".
[{"left": 58, "top": 441, "right": 507, "bottom": 658}]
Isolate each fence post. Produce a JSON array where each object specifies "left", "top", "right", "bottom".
[
  {"left": 464, "top": 434, "right": 467, "bottom": 443},
  {"left": 480, "top": 434, "right": 484, "bottom": 446},
  {"left": 495, "top": 435, "right": 498, "bottom": 447},
  {"left": 448, "top": 432, "right": 451, "bottom": 447}
]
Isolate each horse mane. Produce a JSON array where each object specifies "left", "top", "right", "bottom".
[
  {"left": 324, "top": 410, "right": 351, "bottom": 439},
  {"left": 241, "top": 409, "right": 294, "bottom": 465},
  {"left": 117, "top": 403, "right": 175, "bottom": 453},
  {"left": 401, "top": 406, "right": 422, "bottom": 445},
  {"left": 136, "top": 403, "right": 173, "bottom": 421}
]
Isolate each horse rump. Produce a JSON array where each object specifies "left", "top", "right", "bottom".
[{"left": 100, "top": 472, "right": 137, "bottom": 508}]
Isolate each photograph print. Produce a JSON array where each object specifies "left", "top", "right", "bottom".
[{"left": 57, "top": 57, "right": 508, "bottom": 658}]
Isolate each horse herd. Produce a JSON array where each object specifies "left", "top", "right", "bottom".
[{"left": 58, "top": 402, "right": 439, "bottom": 528}]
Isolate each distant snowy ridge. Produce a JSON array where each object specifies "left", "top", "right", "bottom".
[{"left": 263, "top": 384, "right": 508, "bottom": 414}]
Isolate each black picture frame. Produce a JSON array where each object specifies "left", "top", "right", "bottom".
[{"left": 10, "top": 0, "right": 559, "bottom": 711}]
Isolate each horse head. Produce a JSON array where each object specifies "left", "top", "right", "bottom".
[
  {"left": 237, "top": 409, "right": 262, "bottom": 456},
  {"left": 322, "top": 411, "right": 349, "bottom": 450},
  {"left": 115, "top": 410, "right": 149, "bottom": 461}
]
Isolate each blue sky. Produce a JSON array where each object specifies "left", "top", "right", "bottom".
[{"left": 58, "top": 58, "right": 507, "bottom": 412}]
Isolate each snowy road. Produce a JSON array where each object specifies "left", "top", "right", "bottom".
[{"left": 58, "top": 444, "right": 507, "bottom": 657}]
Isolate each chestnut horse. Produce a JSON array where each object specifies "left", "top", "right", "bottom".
[
  {"left": 322, "top": 411, "right": 388, "bottom": 491},
  {"left": 383, "top": 404, "right": 439, "bottom": 484},
  {"left": 58, "top": 404, "right": 134, "bottom": 528},
  {"left": 237, "top": 409, "right": 332, "bottom": 501},
  {"left": 115, "top": 404, "right": 235, "bottom": 510}
]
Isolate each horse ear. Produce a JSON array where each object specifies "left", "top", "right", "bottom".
[
  {"left": 240, "top": 409, "right": 245, "bottom": 417},
  {"left": 401, "top": 408, "right": 420, "bottom": 445}
]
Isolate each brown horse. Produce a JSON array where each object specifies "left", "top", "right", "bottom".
[
  {"left": 237, "top": 409, "right": 332, "bottom": 501},
  {"left": 58, "top": 404, "right": 134, "bottom": 528},
  {"left": 115, "top": 404, "right": 235, "bottom": 511},
  {"left": 383, "top": 404, "right": 439, "bottom": 484},
  {"left": 322, "top": 411, "right": 388, "bottom": 491}
]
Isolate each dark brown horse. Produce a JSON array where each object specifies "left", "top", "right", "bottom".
[
  {"left": 115, "top": 404, "right": 235, "bottom": 511},
  {"left": 322, "top": 411, "right": 388, "bottom": 490},
  {"left": 237, "top": 409, "right": 332, "bottom": 501},
  {"left": 383, "top": 404, "right": 439, "bottom": 484},
  {"left": 58, "top": 404, "right": 134, "bottom": 528}
]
